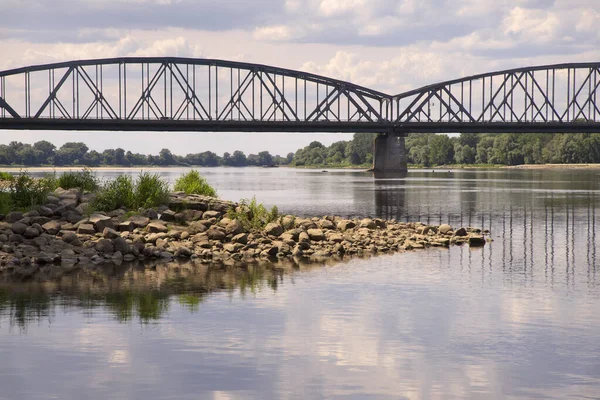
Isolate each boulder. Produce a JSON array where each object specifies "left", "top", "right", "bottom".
[
  {"left": 203, "top": 210, "right": 221, "bottom": 219},
  {"left": 77, "top": 224, "right": 96, "bottom": 235},
  {"left": 468, "top": 235, "right": 486, "bottom": 247},
  {"left": 232, "top": 233, "right": 248, "bottom": 245},
  {"left": 102, "top": 227, "right": 120, "bottom": 239},
  {"left": 264, "top": 222, "right": 283, "bottom": 237},
  {"left": 11, "top": 222, "right": 28, "bottom": 235},
  {"left": 360, "top": 218, "right": 376, "bottom": 229},
  {"left": 23, "top": 227, "right": 40, "bottom": 239},
  {"left": 207, "top": 227, "right": 226, "bottom": 241},
  {"left": 61, "top": 231, "right": 78, "bottom": 244},
  {"left": 118, "top": 221, "right": 135, "bottom": 232},
  {"left": 438, "top": 224, "right": 452, "bottom": 234},
  {"left": 225, "top": 219, "right": 244, "bottom": 235},
  {"left": 174, "top": 247, "right": 193, "bottom": 258},
  {"left": 129, "top": 215, "right": 150, "bottom": 228},
  {"left": 307, "top": 229, "right": 326, "bottom": 241},
  {"left": 42, "top": 220, "right": 62, "bottom": 235},
  {"left": 147, "top": 222, "right": 168, "bottom": 233},
  {"left": 5, "top": 212, "right": 24, "bottom": 223},
  {"left": 95, "top": 239, "right": 114, "bottom": 254},
  {"left": 454, "top": 227, "right": 468, "bottom": 237},
  {"left": 38, "top": 206, "right": 54, "bottom": 217},
  {"left": 337, "top": 220, "right": 356, "bottom": 231},
  {"left": 89, "top": 214, "right": 114, "bottom": 232},
  {"left": 113, "top": 237, "right": 130, "bottom": 254},
  {"left": 159, "top": 209, "right": 177, "bottom": 222},
  {"left": 319, "top": 219, "right": 336, "bottom": 230}
]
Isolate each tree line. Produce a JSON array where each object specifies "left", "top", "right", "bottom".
[
  {"left": 1, "top": 132, "right": 599, "bottom": 168},
  {"left": 0, "top": 140, "right": 293, "bottom": 167}
]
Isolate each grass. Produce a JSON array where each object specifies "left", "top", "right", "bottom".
[
  {"left": 0, "top": 171, "right": 15, "bottom": 181},
  {"left": 8, "top": 171, "right": 57, "bottom": 210},
  {"left": 227, "top": 197, "right": 279, "bottom": 231},
  {"left": 173, "top": 170, "right": 217, "bottom": 197},
  {"left": 92, "top": 172, "right": 171, "bottom": 212},
  {"left": 57, "top": 168, "right": 99, "bottom": 191}
]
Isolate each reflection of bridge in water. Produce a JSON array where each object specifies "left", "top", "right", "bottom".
[{"left": 2, "top": 58, "right": 600, "bottom": 171}]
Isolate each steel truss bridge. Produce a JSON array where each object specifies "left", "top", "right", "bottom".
[{"left": 1, "top": 57, "right": 600, "bottom": 134}]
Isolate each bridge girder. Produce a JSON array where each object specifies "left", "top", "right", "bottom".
[{"left": 1, "top": 58, "right": 600, "bottom": 133}]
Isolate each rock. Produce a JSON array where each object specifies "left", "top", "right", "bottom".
[
  {"left": 129, "top": 215, "right": 150, "bottom": 228},
  {"left": 11, "top": 222, "right": 28, "bottom": 235},
  {"left": 307, "top": 229, "right": 326, "bottom": 241},
  {"left": 103, "top": 227, "right": 120, "bottom": 239},
  {"left": 95, "top": 239, "right": 114, "bottom": 254},
  {"left": 328, "top": 233, "right": 344, "bottom": 243},
  {"left": 360, "top": 218, "right": 376, "bottom": 229},
  {"left": 438, "top": 224, "right": 452, "bottom": 234},
  {"left": 225, "top": 219, "right": 244, "bottom": 235},
  {"left": 42, "top": 220, "right": 62, "bottom": 235},
  {"left": 232, "top": 233, "right": 248, "bottom": 245},
  {"left": 146, "top": 233, "right": 167, "bottom": 244},
  {"left": 31, "top": 216, "right": 51, "bottom": 226},
  {"left": 113, "top": 237, "right": 130, "bottom": 254},
  {"left": 89, "top": 213, "right": 114, "bottom": 232},
  {"left": 333, "top": 243, "right": 345, "bottom": 254},
  {"left": 298, "top": 231, "right": 310, "bottom": 243},
  {"left": 207, "top": 227, "right": 226, "bottom": 241},
  {"left": 188, "top": 221, "right": 208, "bottom": 234},
  {"left": 147, "top": 222, "right": 168, "bottom": 233},
  {"left": 77, "top": 224, "right": 96, "bottom": 235},
  {"left": 23, "top": 227, "right": 40, "bottom": 239},
  {"left": 264, "top": 222, "right": 283, "bottom": 237},
  {"left": 38, "top": 206, "right": 54, "bottom": 217},
  {"left": 45, "top": 195, "right": 60, "bottom": 204},
  {"left": 61, "top": 231, "right": 78, "bottom": 244},
  {"left": 454, "top": 227, "right": 468, "bottom": 237},
  {"left": 337, "top": 220, "right": 356, "bottom": 231},
  {"left": 111, "top": 251, "right": 124, "bottom": 262},
  {"left": 5, "top": 212, "right": 24, "bottom": 223},
  {"left": 118, "top": 221, "right": 135, "bottom": 232},
  {"left": 75, "top": 203, "right": 91, "bottom": 215},
  {"left": 160, "top": 251, "right": 174, "bottom": 260},
  {"left": 281, "top": 215, "right": 296, "bottom": 230},
  {"left": 160, "top": 209, "right": 177, "bottom": 222},
  {"left": 468, "top": 235, "right": 486, "bottom": 247},
  {"left": 319, "top": 219, "right": 336, "bottom": 230},
  {"left": 203, "top": 210, "right": 221, "bottom": 219},
  {"left": 223, "top": 243, "right": 244, "bottom": 253},
  {"left": 175, "top": 247, "right": 193, "bottom": 258}
]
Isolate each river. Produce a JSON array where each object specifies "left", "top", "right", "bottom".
[{"left": 1, "top": 167, "right": 599, "bottom": 399}]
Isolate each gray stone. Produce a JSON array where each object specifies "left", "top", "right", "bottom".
[
  {"left": 454, "top": 227, "right": 468, "bottom": 237},
  {"left": 129, "top": 215, "right": 150, "bottom": 228},
  {"left": 42, "top": 220, "right": 62, "bottom": 235},
  {"left": 360, "top": 218, "right": 376, "bottom": 229},
  {"left": 159, "top": 209, "right": 177, "bottom": 222},
  {"left": 264, "top": 222, "right": 283, "bottom": 237},
  {"left": 174, "top": 247, "right": 193, "bottom": 258},
  {"left": 11, "top": 222, "right": 28, "bottom": 235},
  {"left": 298, "top": 231, "right": 310, "bottom": 243},
  {"left": 39, "top": 206, "right": 54, "bottom": 217},
  {"left": 9, "top": 234, "right": 24, "bottom": 243},
  {"left": 31, "top": 216, "right": 52, "bottom": 226},
  {"left": 307, "top": 228, "right": 326, "bottom": 241},
  {"left": 113, "top": 237, "right": 130, "bottom": 254},
  {"left": 5, "top": 212, "right": 24, "bottom": 223},
  {"left": 89, "top": 214, "right": 114, "bottom": 232},
  {"left": 337, "top": 220, "right": 356, "bottom": 231},
  {"left": 147, "top": 222, "right": 168, "bottom": 233},
  {"left": 468, "top": 235, "right": 486, "bottom": 247},
  {"left": 75, "top": 203, "right": 91, "bottom": 215},
  {"left": 23, "top": 227, "right": 40, "bottom": 239},
  {"left": 207, "top": 227, "right": 226, "bottom": 241},
  {"left": 95, "top": 239, "right": 114, "bottom": 254},
  {"left": 225, "top": 219, "right": 244, "bottom": 235},
  {"left": 202, "top": 210, "right": 221, "bottom": 219},
  {"left": 77, "top": 224, "right": 96, "bottom": 235},
  {"left": 118, "top": 221, "right": 135, "bottom": 232},
  {"left": 61, "top": 231, "right": 78, "bottom": 243},
  {"left": 319, "top": 219, "right": 336, "bottom": 230},
  {"left": 146, "top": 233, "right": 167, "bottom": 243},
  {"left": 102, "top": 227, "right": 120, "bottom": 239},
  {"left": 438, "top": 224, "right": 452, "bottom": 234},
  {"left": 188, "top": 221, "right": 208, "bottom": 234},
  {"left": 231, "top": 233, "right": 248, "bottom": 245},
  {"left": 223, "top": 243, "right": 244, "bottom": 253}
]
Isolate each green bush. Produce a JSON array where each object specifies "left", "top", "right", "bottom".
[
  {"left": 227, "top": 197, "right": 279, "bottom": 231},
  {"left": 0, "top": 192, "right": 13, "bottom": 215},
  {"left": 134, "top": 172, "right": 170, "bottom": 209},
  {"left": 58, "top": 168, "right": 99, "bottom": 192},
  {"left": 173, "top": 170, "right": 217, "bottom": 197},
  {"left": 92, "top": 175, "right": 135, "bottom": 211},
  {"left": 0, "top": 171, "right": 14, "bottom": 181},
  {"left": 92, "top": 172, "right": 171, "bottom": 212},
  {"left": 9, "top": 171, "right": 56, "bottom": 210}
]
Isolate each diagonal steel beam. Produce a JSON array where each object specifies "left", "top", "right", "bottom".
[
  {"left": 76, "top": 66, "right": 119, "bottom": 119},
  {"left": 34, "top": 66, "right": 73, "bottom": 118},
  {"left": 0, "top": 96, "right": 21, "bottom": 118},
  {"left": 169, "top": 63, "right": 211, "bottom": 120}
]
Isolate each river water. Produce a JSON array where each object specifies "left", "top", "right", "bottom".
[{"left": 1, "top": 167, "right": 599, "bottom": 399}]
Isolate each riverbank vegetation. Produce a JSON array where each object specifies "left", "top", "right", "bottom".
[{"left": 1, "top": 132, "right": 599, "bottom": 169}]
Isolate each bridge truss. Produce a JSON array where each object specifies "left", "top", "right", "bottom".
[{"left": 1, "top": 58, "right": 600, "bottom": 134}]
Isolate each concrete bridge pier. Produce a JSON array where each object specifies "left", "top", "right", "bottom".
[{"left": 373, "top": 133, "right": 408, "bottom": 174}]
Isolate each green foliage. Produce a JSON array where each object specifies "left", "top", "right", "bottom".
[
  {"left": 227, "top": 197, "right": 279, "bottom": 231},
  {"left": 92, "top": 175, "right": 135, "bottom": 211},
  {"left": 0, "top": 192, "right": 13, "bottom": 215},
  {"left": 0, "top": 171, "right": 14, "bottom": 181},
  {"left": 173, "top": 170, "right": 217, "bottom": 197},
  {"left": 91, "top": 172, "right": 171, "bottom": 212},
  {"left": 134, "top": 172, "right": 170, "bottom": 208},
  {"left": 8, "top": 171, "right": 57, "bottom": 210},
  {"left": 57, "top": 168, "right": 99, "bottom": 191}
]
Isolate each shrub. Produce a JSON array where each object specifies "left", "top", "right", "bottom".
[
  {"left": 227, "top": 197, "right": 279, "bottom": 231},
  {"left": 0, "top": 171, "right": 14, "bottom": 181},
  {"left": 174, "top": 170, "right": 217, "bottom": 197},
  {"left": 58, "top": 168, "right": 99, "bottom": 192},
  {"left": 134, "top": 172, "right": 170, "bottom": 209},
  {"left": 0, "top": 192, "right": 13, "bottom": 215},
  {"left": 9, "top": 171, "right": 56, "bottom": 210},
  {"left": 92, "top": 175, "right": 135, "bottom": 211}
]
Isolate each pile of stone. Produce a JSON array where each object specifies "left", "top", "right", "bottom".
[{"left": 0, "top": 188, "right": 487, "bottom": 276}]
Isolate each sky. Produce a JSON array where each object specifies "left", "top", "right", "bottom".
[{"left": 1, "top": 0, "right": 600, "bottom": 156}]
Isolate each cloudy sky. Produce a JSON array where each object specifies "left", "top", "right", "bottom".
[{"left": 1, "top": 0, "right": 600, "bottom": 156}]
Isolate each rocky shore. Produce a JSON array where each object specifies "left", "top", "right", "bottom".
[{"left": 0, "top": 188, "right": 487, "bottom": 277}]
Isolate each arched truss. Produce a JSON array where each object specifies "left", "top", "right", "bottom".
[
  {"left": 0, "top": 57, "right": 392, "bottom": 133},
  {"left": 1, "top": 58, "right": 600, "bottom": 133},
  {"left": 393, "top": 62, "right": 600, "bottom": 133}
]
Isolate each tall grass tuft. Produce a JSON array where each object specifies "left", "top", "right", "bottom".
[
  {"left": 57, "top": 168, "right": 99, "bottom": 192},
  {"left": 0, "top": 171, "right": 15, "bottom": 181},
  {"left": 92, "top": 175, "right": 135, "bottom": 211},
  {"left": 173, "top": 170, "right": 217, "bottom": 197},
  {"left": 9, "top": 171, "right": 57, "bottom": 210},
  {"left": 227, "top": 197, "right": 279, "bottom": 231},
  {"left": 134, "top": 172, "right": 170, "bottom": 209}
]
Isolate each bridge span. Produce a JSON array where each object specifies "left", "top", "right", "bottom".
[{"left": 1, "top": 57, "right": 600, "bottom": 172}]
